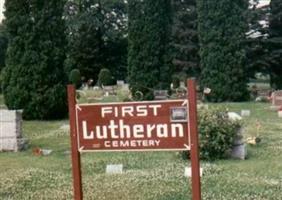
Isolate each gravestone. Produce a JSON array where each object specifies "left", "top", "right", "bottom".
[
  {"left": 0, "top": 110, "right": 27, "bottom": 152},
  {"left": 184, "top": 167, "right": 203, "bottom": 177},
  {"left": 241, "top": 110, "right": 251, "bottom": 117},
  {"left": 272, "top": 90, "right": 282, "bottom": 107},
  {"left": 153, "top": 90, "right": 168, "bottom": 100},
  {"left": 106, "top": 164, "right": 123, "bottom": 174},
  {"left": 116, "top": 80, "right": 125, "bottom": 87},
  {"left": 102, "top": 85, "right": 117, "bottom": 95}
]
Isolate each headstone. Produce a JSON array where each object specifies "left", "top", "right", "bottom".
[
  {"left": 231, "top": 128, "right": 247, "bottom": 160},
  {"left": 272, "top": 90, "right": 282, "bottom": 106},
  {"left": 106, "top": 164, "right": 123, "bottom": 174},
  {"left": 184, "top": 167, "right": 203, "bottom": 177},
  {"left": 103, "top": 85, "right": 117, "bottom": 95},
  {"left": 231, "top": 144, "right": 247, "bottom": 160},
  {"left": 180, "top": 81, "right": 185, "bottom": 88},
  {"left": 228, "top": 112, "right": 242, "bottom": 121},
  {"left": 153, "top": 90, "right": 168, "bottom": 100},
  {"left": 116, "top": 80, "right": 125, "bottom": 87},
  {"left": 278, "top": 111, "right": 282, "bottom": 118},
  {"left": 0, "top": 110, "right": 27, "bottom": 152},
  {"left": 241, "top": 110, "right": 251, "bottom": 117}
]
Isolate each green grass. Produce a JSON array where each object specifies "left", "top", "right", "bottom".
[{"left": 1, "top": 102, "right": 282, "bottom": 199}]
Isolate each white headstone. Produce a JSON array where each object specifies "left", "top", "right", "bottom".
[
  {"left": 278, "top": 111, "right": 282, "bottom": 118},
  {"left": 106, "top": 164, "right": 123, "bottom": 174},
  {"left": 117, "top": 80, "right": 125, "bottom": 86},
  {"left": 241, "top": 110, "right": 251, "bottom": 117},
  {"left": 228, "top": 112, "right": 242, "bottom": 121},
  {"left": 184, "top": 167, "right": 203, "bottom": 177},
  {"left": 0, "top": 110, "right": 26, "bottom": 152}
]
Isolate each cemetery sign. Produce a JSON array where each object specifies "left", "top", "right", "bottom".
[
  {"left": 76, "top": 100, "right": 189, "bottom": 152},
  {"left": 67, "top": 79, "right": 201, "bottom": 200}
]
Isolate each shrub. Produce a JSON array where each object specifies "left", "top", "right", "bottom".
[
  {"left": 69, "top": 69, "right": 81, "bottom": 89},
  {"left": 182, "top": 107, "right": 241, "bottom": 160},
  {"left": 98, "top": 68, "right": 114, "bottom": 86}
]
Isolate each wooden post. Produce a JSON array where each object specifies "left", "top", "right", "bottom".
[
  {"left": 67, "top": 85, "right": 83, "bottom": 200},
  {"left": 187, "top": 79, "right": 201, "bottom": 200}
]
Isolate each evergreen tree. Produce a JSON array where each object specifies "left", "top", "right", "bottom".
[
  {"left": 171, "top": 0, "right": 199, "bottom": 80},
  {"left": 65, "top": 0, "right": 128, "bottom": 82},
  {"left": 268, "top": 0, "right": 282, "bottom": 89},
  {"left": 197, "top": 0, "right": 249, "bottom": 102},
  {"left": 128, "top": 0, "right": 173, "bottom": 100},
  {"left": 0, "top": 24, "right": 8, "bottom": 71},
  {"left": 3, "top": 0, "right": 67, "bottom": 119}
]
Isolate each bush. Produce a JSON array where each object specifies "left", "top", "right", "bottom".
[
  {"left": 172, "top": 75, "right": 180, "bottom": 89},
  {"left": 182, "top": 107, "right": 241, "bottom": 160},
  {"left": 98, "top": 68, "right": 114, "bottom": 86},
  {"left": 69, "top": 69, "right": 81, "bottom": 89}
]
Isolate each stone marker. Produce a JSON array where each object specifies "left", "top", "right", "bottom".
[
  {"left": 228, "top": 112, "right": 242, "bottom": 121},
  {"left": 241, "top": 110, "right": 251, "bottom": 117},
  {"left": 231, "top": 144, "right": 247, "bottom": 160},
  {"left": 184, "top": 167, "right": 203, "bottom": 177},
  {"left": 106, "top": 164, "right": 123, "bottom": 174},
  {"left": 153, "top": 90, "right": 168, "bottom": 100},
  {"left": 231, "top": 128, "right": 247, "bottom": 160},
  {"left": 116, "top": 80, "right": 125, "bottom": 86},
  {"left": 0, "top": 110, "right": 27, "bottom": 152},
  {"left": 272, "top": 90, "right": 282, "bottom": 107},
  {"left": 278, "top": 111, "right": 282, "bottom": 118}
]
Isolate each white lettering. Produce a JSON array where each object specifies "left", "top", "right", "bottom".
[
  {"left": 133, "top": 125, "right": 144, "bottom": 138},
  {"left": 102, "top": 107, "right": 112, "bottom": 118},
  {"left": 149, "top": 104, "right": 161, "bottom": 116},
  {"left": 171, "top": 124, "right": 184, "bottom": 137},
  {"left": 136, "top": 105, "right": 148, "bottom": 116},
  {"left": 122, "top": 106, "right": 134, "bottom": 117},
  {"left": 82, "top": 121, "right": 94, "bottom": 139},
  {"left": 156, "top": 124, "right": 168, "bottom": 137}
]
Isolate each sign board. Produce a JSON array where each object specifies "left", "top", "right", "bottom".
[
  {"left": 272, "top": 90, "right": 282, "bottom": 106},
  {"left": 76, "top": 100, "right": 189, "bottom": 152},
  {"left": 67, "top": 79, "right": 201, "bottom": 200}
]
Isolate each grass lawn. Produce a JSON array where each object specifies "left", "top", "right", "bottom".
[{"left": 1, "top": 101, "right": 282, "bottom": 199}]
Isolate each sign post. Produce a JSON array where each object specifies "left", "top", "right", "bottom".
[
  {"left": 67, "top": 85, "right": 83, "bottom": 200},
  {"left": 67, "top": 78, "right": 201, "bottom": 200},
  {"left": 188, "top": 79, "right": 201, "bottom": 200}
]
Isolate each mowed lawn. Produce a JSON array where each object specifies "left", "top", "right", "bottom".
[{"left": 1, "top": 101, "right": 282, "bottom": 200}]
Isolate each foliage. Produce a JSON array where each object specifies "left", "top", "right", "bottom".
[
  {"left": 198, "top": 108, "right": 241, "bottom": 160},
  {"left": 0, "top": 24, "right": 8, "bottom": 72},
  {"left": 69, "top": 69, "right": 81, "bottom": 88},
  {"left": 98, "top": 68, "right": 113, "bottom": 86},
  {"left": 267, "top": 0, "right": 282, "bottom": 89},
  {"left": 197, "top": 0, "right": 249, "bottom": 102},
  {"left": 171, "top": 0, "right": 199, "bottom": 78},
  {"left": 3, "top": 0, "right": 67, "bottom": 119},
  {"left": 245, "top": 1, "right": 270, "bottom": 78},
  {"left": 65, "top": 0, "right": 128, "bottom": 82},
  {"left": 128, "top": 0, "right": 173, "bottom": 100}
]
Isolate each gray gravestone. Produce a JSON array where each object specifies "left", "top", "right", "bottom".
[
  {"left": 153, "top": 90, "right": 168, "bottom": 100},
  {"left": 0, "top": 110, "right": 27, "bottom": 152}
]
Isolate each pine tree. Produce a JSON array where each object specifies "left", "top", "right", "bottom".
[
  {"left": 197, "top": 0, "right": 249, "bottom": 102},
  {"left": 268, "top": 0, "right": 282, "bottom": 89},
  {"left": 128, "top": 0, "right": 173, "bottom": 100},
  {"left": 3, "top": 0, "right": 67, "bottom": 119},
  {"left": 171, "top": 0, "right": 199, "bottom": 80}
]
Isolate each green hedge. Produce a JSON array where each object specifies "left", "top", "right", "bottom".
[{"left": 183, "top": 107, "right": 241, "bottom": 160}]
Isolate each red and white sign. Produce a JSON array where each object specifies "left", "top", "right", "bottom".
[{"left": 76, "top": 100, "right": 189, "bottom": 152}]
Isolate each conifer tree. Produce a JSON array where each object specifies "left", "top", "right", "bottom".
[
  {"left": 268, "top": 0, "right": 282, "bottom": 89},
  {"left": 128, "top": 0, "right": 172, "bottom": 100},
  {"left": 197, "top": 0, "right": 249, "bottom": 102},
  {"left": 172, "top": 0, "right": 199, "bottom": 79},
  {"left": 3, "top": 0, "right": 67, "bottom": 119}
]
